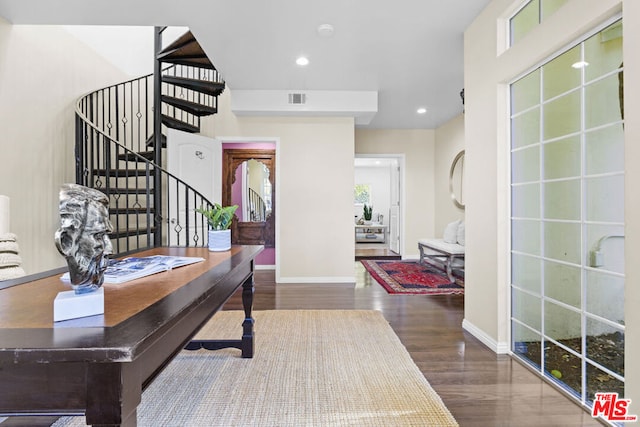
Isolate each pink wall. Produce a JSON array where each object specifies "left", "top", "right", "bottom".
[{"left": 222, "top": 142, "right": 276, "bottom": 266}]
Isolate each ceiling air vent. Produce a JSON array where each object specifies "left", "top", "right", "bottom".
[{"left": 288, "top": 93, "right": 306, "bottom": 105}]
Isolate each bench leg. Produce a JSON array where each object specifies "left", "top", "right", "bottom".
[{"left": 445, "top": 256, "right": 455, "bottom": 283}]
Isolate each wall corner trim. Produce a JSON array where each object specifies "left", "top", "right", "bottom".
[{"left": 462, "top": 318, "right": 510, "bottom": 354}]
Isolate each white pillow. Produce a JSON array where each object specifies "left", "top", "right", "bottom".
[
  {"left": 456, "top": 221, "right": 465, "bottom": 246},
  {"left": 443, "top": 220, "right": 460, "bottom": 244}
]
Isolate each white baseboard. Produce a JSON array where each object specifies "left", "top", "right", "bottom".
[
  {"left": 255, "top": 264, "right": 275, "bottom": 270},
  {"left": 276, "top": 276, "right": 356, "bottom": 284},
  {"left": 403, "top": 253, "right": 420, "bottom": 260},
  {"left": 462, "top": 318, "right": 510, "bottom": 354}
]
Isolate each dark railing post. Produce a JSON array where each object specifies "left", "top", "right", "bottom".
[
  {"left": 74, "top": 29, "right": 223, "bottom": 256},
  {"left": 74, "top": 113, "right": 83, "bottom": 185},
  {"left": 153, "top": 26, "right": 164, "bottom": 247}
]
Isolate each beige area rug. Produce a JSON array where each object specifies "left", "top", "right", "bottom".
[{"left": 53, "top": 310, "right": 458, "bottom": 427}]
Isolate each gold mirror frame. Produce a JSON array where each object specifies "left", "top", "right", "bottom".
[{"left": 449, "top": 150, "right": 465, "bottom": 210}]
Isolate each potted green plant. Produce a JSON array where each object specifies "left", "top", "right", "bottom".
[
  {"left": 196, "top": 203, "right": 238, "bottom": 251},
  {"left": 363, "top": 204, "right": 373, "bottom": 225}
]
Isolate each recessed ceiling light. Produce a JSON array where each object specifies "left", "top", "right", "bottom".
[
  {"left": 296, "top": 56, "right": 309, "bottom": 66},
  {"left": 417, "top": 107, "right": 427, "bottom": 114},
  {"left": 317, "top": 24, "right": 334, "bottom": 37},
  {"left": 571, "top": 61, "right": 589, "bottom": 69}
]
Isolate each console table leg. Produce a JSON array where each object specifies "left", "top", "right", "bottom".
[
  {"left": 240, "top": 273, "right": 255, "bottom": 358},
  {"left": 184, "top": 272, "right": 255, "bottom": 357}
]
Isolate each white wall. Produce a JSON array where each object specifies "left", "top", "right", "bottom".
[
  {"left": 204, "top": 90, "right": 356, "bottom": 283},
  {"left": 434, "top": 114, "right": 465, "bottom": 234},
  {"left": 0, "top": 21, "right": 129, "bottom": 274},
  {"left": 465, "top": 0, "right": 639, "bottom": 406}
]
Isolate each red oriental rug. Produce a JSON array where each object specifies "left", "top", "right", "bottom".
[{"left": 361, "top": 260, "right": 464, "bottom": 295}]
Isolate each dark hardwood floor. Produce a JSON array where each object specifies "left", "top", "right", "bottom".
[
  {"left": 354, "top": 243, "right": 401, "bottom": 260},
  {"left": 224, "top": 262, "right": 605, "bottom": 427}
]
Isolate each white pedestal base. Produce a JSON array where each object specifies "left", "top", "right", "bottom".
[{"left": 54, "top": 287, "right": 104, "bottom": 322}]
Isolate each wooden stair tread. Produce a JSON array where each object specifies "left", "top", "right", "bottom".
[
  {"left": 94, "top": 169, "right": 153, "bottom": 177},
  {"left": 109, "top": 227, "right": 157, "bottom": 239},
  {"left": 157, "top": 31, "right": 215, "bottom": 70},
  {"left": 103, "top": 187, "right": 155, "bottom": 195},
  {"left": 161, "top": 114, "right": 200, "bottom": 133},
  {"left": 161, "top": 95, "right": 218, "bottom": 116},
  {"left": 161, "top": 75, "right": 225, "bottom": 96},
  {"left": 109, "top": 207, "right": 155, "bottom": 215},
  {"left": 117, "top": 150, "right": 155, "bottom": 162}
]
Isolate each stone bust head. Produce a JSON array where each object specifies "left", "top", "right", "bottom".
[{"left": 54, "top": 184, "right": 113, "bottom": 294}]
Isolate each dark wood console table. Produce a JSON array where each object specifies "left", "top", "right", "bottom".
[{"left": 0, "top": 245, "right": 262, "bottom": 427}]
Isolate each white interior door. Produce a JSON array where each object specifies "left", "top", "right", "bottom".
[
  {"left": 389, "top": 160, "right": 401, "bottom": 253},
  {"left": 166, "top": 128, "right": 221, "bottom": 245}
]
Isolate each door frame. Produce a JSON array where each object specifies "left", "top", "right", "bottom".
[
  {"left": 354, "top": 153, "right": 405, "bottom": 256},
  {"left": 218, "top": 136, "right": 280, "bottom": 274}
]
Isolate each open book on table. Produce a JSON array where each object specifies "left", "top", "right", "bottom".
[{"left": 61, "top": 255, "right": 205, "bottom": 284}]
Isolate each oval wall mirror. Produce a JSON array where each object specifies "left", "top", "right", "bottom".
[{"left": 449, "top": 150, "right": 465, "bottom": 210}]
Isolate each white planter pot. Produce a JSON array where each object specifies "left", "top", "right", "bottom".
[{"left": 208, "top": 229, "right": 231, "bottom": 252}]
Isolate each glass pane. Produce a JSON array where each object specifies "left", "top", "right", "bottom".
[
  {"left": 512, "top": 184, "right": 540, "bottom": 218},
  {"left": 585, "top": 175, "right": 624, "bottom": 223},
  {"left": 512, "top": 253, "right": 541, "bottom": 294},
  {"left": 584, "top": 21, "right": 623, "bottom": 83},
  {"left": 544, "top": 301, "right": 581, "bottom": 351},
  {"left": 586, "top": 223, "right": 625, "bottom": 275},
  {"left": 512, "top": 219, "right": 540, "bottom": 255},
  {"left": 586, "top": 363, "right": 624, "bottom": 402},
  {"left": 543, "top": 136, "right": 580, "bottom": 179},
  {"left": 513, "top": 288, "right": 542, "bottom": 331},
  {"left": 512, "top": 146, "right": 539, "bottom": 183},
  {"left": 544, "top": 221, "right": 580, "bottom": 264},
  {"left": 512, "top": 108, "right": 540, "bottom": 148},
  {"left": 585, "top": 73, "right": 624, "bottom": 129},
  {"left": 544, "top": 339, "right": 582, "bottom": 397},
  {"left": 511, "top": 0, "right": 540, "bottom": 45},
  {"left": 586, "top": 271, "right": 624, "bottom": 324},
  {"left": 585, "top": 124, "right": 624, "bottom": 175},
  {"left": 512, "top": 69, "right": 540, "bottom": 114},
  {"left": 543, "top": 45, "right": 581, "bottom": 100},
  {"left": 512, "top": 321, "right": 542, "bottom": 367},
  {"left": 586, "top": 318, "right": 624, "bottom": 377},
  {"left": 541, "top": 0, "right": 568, "bottom": 20},
  {"left": 544, "top": 179, "right": 580, "bottom": 220},
  {"left": 542, "top": 180, "right": 580, "bottom": 220},
  {"left": 543, "top": 90, "right": 581, "bottom": 140},
  {"left": 544, "top": 260, "right": 580, "bottom": 308}
]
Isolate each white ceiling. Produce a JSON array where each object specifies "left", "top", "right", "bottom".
[{"left": 0, "top": 0, "right": 490, "bottom": 129}]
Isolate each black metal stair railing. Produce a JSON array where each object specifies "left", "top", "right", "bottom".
[
  {"left": 75, "top": 65, "right": 219, "bottom": 256},
  {"left": 247, "top": 188, "right": 267, "bottom": 222}
]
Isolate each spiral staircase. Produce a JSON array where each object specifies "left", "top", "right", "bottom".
[{"left": 75, "top": 27, "right": 224, "bottom": 255}]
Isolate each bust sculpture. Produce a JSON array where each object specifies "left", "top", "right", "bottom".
[{"left": 54, "top": 184, "right": 113, "bottom": 294}]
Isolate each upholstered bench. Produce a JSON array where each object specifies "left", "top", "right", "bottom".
[{"left": 418, "top": 220, "right": 465, "bottom": 283}]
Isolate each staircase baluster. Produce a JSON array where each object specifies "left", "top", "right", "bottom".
[{"left": 74, "top": 29, "right": 223, "bottom": 256}]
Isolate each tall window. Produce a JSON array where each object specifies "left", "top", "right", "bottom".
[
  {"left": 510, "top": 0, "right": 569, "bottom": 46},
  {"left": 510, "top": 20, "right": 624, "bottom": 408},
  {"left": 354, "top": 184, "right": 371, "bottom": 205}
]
